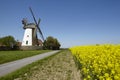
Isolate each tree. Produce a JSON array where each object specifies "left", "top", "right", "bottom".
[
  {"left": 43, "top": 36, "right": 61, "bottom": 50},
  {"left": 0, "top": 35, "right": 16, "bottom": 48}
]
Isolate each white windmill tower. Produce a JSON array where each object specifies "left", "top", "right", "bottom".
[{"left": 21, "top": 7, "right": 44, "bottom": 50}]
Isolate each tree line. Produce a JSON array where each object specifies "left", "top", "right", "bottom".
[
  {"left": 0, "top": 35, "right": 61, "bottom": 50},
  {"left": 0, "top": 36, "right": 19, "bottom": 50}
]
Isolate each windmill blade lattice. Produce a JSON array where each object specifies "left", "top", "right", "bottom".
[{"left": 29, "top": 7, "right": 45, "bottom": 41}]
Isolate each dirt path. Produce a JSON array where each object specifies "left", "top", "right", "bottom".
[
  {"left": 0, "top": 50, "right": 60, "bottom": 77},
  {"left": 22, "top": 50, "right": 81, "bottom": 80}
]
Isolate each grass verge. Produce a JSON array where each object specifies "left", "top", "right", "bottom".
[
  {"left": 20, "top": 50, "right": 81, "bottom": 80},
  {"left": 0, "top": 50, "right": 51, "bottom": 64},
  {"left": 0, "top": 50, "right": 62, "bottom": 80}
]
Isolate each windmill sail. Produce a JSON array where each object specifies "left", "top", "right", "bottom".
[
  {"left": 37, "top": 18, "right": 45, "bottom": 41},
  {"left": 29, "top": 7, "right": 45, "bottom": 41}
]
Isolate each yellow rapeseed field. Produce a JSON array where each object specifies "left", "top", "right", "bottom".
[{"left": 70, "top": 44, "right": 120, "bottom": 80}]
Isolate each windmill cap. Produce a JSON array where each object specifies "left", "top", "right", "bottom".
[{"left": 23, "top": 23, "right": 36, "bottom": 29}]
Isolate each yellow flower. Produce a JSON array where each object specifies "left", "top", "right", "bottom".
[
  {"left": 106, "top": 77, "right": 112, "bottom": 80},
  {"left": 83, "top": 78, "right": 87, "bottom": 80},
  {"left": 87, "top": 75, "right": 91, "bottom": 79},
  {"left": 111, "top": 69, "right": 115, "bottom": 74},
  {"left": 114, "top": 75, "right": 119, "bottom": 80},
  {"left": 99, "top": 76, "right": 104, "bottom": 80},
  {"left": 69, "top": 44, "right": 120, "bottom": 80}
]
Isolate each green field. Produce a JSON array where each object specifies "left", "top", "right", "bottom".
[{"left": 0, "top": 50, "right": 51, "bottom": 64}]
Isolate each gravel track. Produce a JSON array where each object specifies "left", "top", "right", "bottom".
[{"left": 0, "top": 50, "right": 60, "bottom": 77}]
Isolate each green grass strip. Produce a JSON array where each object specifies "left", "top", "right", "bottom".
[
  {"left": 0, "top": 50, "right": 51, "bottom": 64},
  {"left": 0, "top": 50, "right": 62, "bottom": 80}
]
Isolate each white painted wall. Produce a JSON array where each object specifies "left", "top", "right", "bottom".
[{"left": 22, "top": 28, "right": 32, "bottom": 46}]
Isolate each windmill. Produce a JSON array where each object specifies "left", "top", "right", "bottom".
[{"left": 21, "top": 7, "right": 44, "bottom": 50}]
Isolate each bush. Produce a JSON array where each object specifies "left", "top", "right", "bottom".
[
  {"left": 0, "top": 35, "right": 19, "bottom": 50},
  {"left": 43, "top": 36, "right": 61, "bottom": 50}
]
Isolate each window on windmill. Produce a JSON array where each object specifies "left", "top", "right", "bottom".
[
  {"left": 26, "top": 41, "right": 28, "bottom": 45},
  {"left": 27, "top": 35, "right": 29, "bottom": 37}
]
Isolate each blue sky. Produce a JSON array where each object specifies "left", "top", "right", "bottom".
[{"left": 0, "top": 0, "right": 120, "bottom": 48}]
